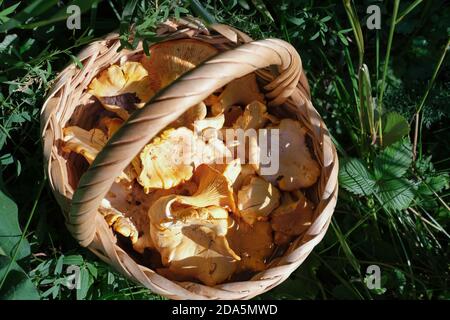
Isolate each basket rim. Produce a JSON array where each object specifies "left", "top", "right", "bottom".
[{"left": 40, "top": 19, "right": 338, "bottom": 300}]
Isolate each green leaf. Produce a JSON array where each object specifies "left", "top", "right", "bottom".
[
  {"left": 287, "top": 16, "right": 305, "bottom": 26},
  {"left": 0, "top": 0, "right": 100, "bottom": 32},
  {"left": 174, "top": 6, "right": 188, "bottom": 20},
  {"left": 337, "top": 32, "right": 349, "bottom": 46},
  {"left": 377, "top": 178, "right": 415, "bottom": 211},
  {"left": 54, "top": 255, "right": 64, "bottom": 275},
  {"left": 70, "top": 55, "right": 83, "bottom": 69},
  {"left": 374, "top": 139, "right": 412, "bottom": 179},
  {"left": 0, "top": 34, "right": 18, "bottom": 53},
  {"left": 189, "top": 0, "right": 216, "bottom": 24},
  {"left": 86, "top": 262, "right": 98, "bottom": 279},
  {"left": 381, "top": 112, "right": 410, "bottom": 146},
  {"left": 41, "top": 284, "right": 60, "bottom": 299},
  {"left": 339, "top": 158, "right": 377, "bottom": 196},
  {"left": 0, "top": 0, "right": 56, "bottom": 31},
  {"left": 0, "top": 256, "right": 39, "bottom": 300},
  {"left": 418, "top": 174, "right": 449, "bottom": 196},
  {"left": 0, "top": 188, "right": 30, "bottom": 260},
  {"left": 0, "top": 1, "right": 21, "bottom": 23},
  {"left": 238, "top": 0, "right": 250, "bottom": 10},
  {"left": 76, "top": 267, "right": 93, "bottom": 300},
  {"left": 251, "top": 0, "right": 274, "bottom": 22},
  {"left": 310, "top": 31, "right": 320, "bottom": 41},
  {"left": 63, "top": 255, "right": 84, "bottom": 266}
]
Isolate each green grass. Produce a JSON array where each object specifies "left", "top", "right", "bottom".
[{"left": 0, "top": 0, "right": 449, "bottom": 300}]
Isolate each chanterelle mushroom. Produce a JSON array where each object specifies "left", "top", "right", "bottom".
[
  {"left": 99, "top": 198, "right": 138, "bottom": 244},
  {"left": 88, "top": 61, "right": 154, "bottom": 120},
  {"left": 260, "top": 119, "right": 320, "bottom": 190},
  {"left": 100, "top": 117, "right": 141, "bottom": 180},
  {"left": 232, "top": 164, "right": 256, "bottom": 193},
  {"left": 189, "top": 164, "right": 237, "bottom": 212},
  {"left": 138, "top": 127, "right": 195, "bottom": 192},
  {"left": 227, "top": 218, "right": 274, "bottom": 272},
  {"left": 140, "top": 39, "right": 218, "bottom": 93},
  {"left": 62, "top": 127, "right": 107, "bottom": 164},
  {"left": 193, "top": 113, "right": 225, "bottom": 133},
  {"left": 138, "top": 126, "right": 232, "bottom": 192},
  {"left": 210, "top": 159, "right": 242, "bottom": 187},
  {"left": 148, "top": 165, "right": 240, "bottom": 285},
  {"left": 233, "top": 100, "right": 269, "bottom": 130},
  {"left": 62, "top": 125, "right": 137, "bottom": 182},
  {"left": 223, "top": 105, "right": 244, "bottom": 127},
  {"left": 170, "top": 102, "right": 207, "bottom": 129},
  {"left": 131, "top": 181, "right": 198, "bottom": 254},
  {"left": 237, "top": 176, "right": 281, "bottom": 225},
  {"left": 271, "top": 191, "right": 314, "bottom": 245},
  {"left": 211, "top": 73, "right": 265, "bottom": 116}
]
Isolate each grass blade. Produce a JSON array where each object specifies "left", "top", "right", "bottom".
[{"left": 377, "top": 0, "right": 400, "bottom": 146}]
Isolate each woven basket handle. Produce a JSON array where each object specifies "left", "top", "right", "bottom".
[{"left": 69, "top": 38, "right": 303, "bottom": 246}]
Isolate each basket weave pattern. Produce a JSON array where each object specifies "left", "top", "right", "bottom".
[{"left": 41, "top": 19, "right": 338, "bottom": 300}]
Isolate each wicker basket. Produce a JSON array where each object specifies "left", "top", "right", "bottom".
[{"left": 41, "top": 18, "right": 338, "bottom": 300}]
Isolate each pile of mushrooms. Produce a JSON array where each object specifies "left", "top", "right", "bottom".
[{"left": 62, "top": 39, "right": 320, "bottom": 285}]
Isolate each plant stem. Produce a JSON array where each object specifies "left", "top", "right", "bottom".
[
  {"left": 415, "top": 38, "right": 449, "bottom": 115},
  {"left": 343, "top": 0, "right": 364, "bottom": 67},
  {"left": 396, "top": 0, "right": 423, "bottom": 24},
  {"left": 378, "top": 0, "right": 400, "bottom": 147},
  {"left": 190, "top": 0, "right": 217, "bottom": 25},
  {"left": 375, "top": 30, "right": 380, "bottom": 94},
  {"left": 412, "top": 38, "right": 450, "bottom": 160}
]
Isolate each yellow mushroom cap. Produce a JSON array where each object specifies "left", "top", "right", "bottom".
[
  {"left": 271, "top": 191, "right": 314, "bottom": 245},
  {"left": 237, "top": 176, "right": 281, "bottom": 225},
  {"left": 88, "top": 61, "right": 154, "bottom": 120},
  {"left": 259, "top": 119, "right": 320, "bottom": 190},
  {"left": 140, "top": 39, "right": 218, "bottom": 93},
  {"left": 137, "top": 127, "right": 195, "bottom": 192},
  {"left": 227, "top": 218, "right": 274, "bottom": 272},
  {"left": 62, "top": 126, "right": 107, "bottom": 164},
  {"left": 211, "top": 73, "right": 265, "bottom": 116}
]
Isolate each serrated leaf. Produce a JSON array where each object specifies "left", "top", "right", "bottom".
[
  {"left": 382, "top": 112, "right": 410, "bottom": 146},
  {"left": 339, "top": 158, "right": 377, "bottom": 196},
  {"left": 418, "top": 174, "right": 449, "bottom": 196},
  {"left": 0, "top": 256, "right": 39, "bottom": 300},
  {"left": 377, "top": 178, "right": 415, "bottom": 211},
  {"left": 0, "top": 188, "right": 30, "bottom": 260},
  {"left": 374, "top": 139, "right": 412, "bottom": 179}
]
